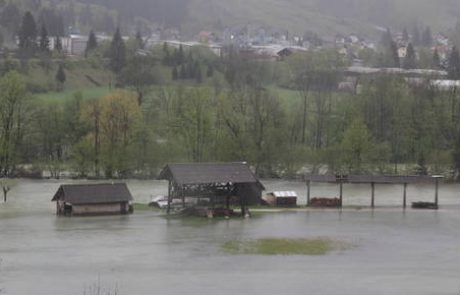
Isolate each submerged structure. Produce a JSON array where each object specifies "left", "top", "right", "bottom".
[
  {"left": 306, "top": 175, "right": 443, "bottom": 209},
  {"left": 159, "top": 162, "right": 265, "bottom": 216},
  {"left": 52, "top": 183, "right": 134, "bottom": 216}
]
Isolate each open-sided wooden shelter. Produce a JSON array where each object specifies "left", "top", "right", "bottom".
[
  {"left": 159, "top": 162, "right": 265, "bottom": 215},
  {"left": 52, "top": 183, "right": 134, "bottom": 216}
]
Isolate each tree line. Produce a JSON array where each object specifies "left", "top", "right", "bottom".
[{"left": 0, "top": 46, "right": 460, "bottom": 180}]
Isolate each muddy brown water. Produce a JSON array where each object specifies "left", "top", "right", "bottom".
[{"left": 1, "top": 179, "right": 460, "bottom": 295}]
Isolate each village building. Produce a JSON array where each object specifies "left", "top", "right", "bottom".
[
  {"left": 52, "top": 183, "right": 133, "bottom": 216},
  {"left": 159, "top": 162, "right": 265, "bottom": 216}
]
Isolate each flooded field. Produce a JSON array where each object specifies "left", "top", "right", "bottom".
[{"left": 1, "top": 179, "right": 460, "bottom": 295}]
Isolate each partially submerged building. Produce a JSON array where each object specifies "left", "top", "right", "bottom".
[
  {"left": 52, "top": 183, "right": 133, "bottom": 216},
  {"left": 159, "top": 162, "right": 265, "bottom": 215}
]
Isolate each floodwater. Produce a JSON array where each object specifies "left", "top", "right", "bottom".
[{"left": 1, "top": 179, "right": 460, "bottom": 295}]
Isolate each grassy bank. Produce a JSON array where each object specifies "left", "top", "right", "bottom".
[{"left": 222, "top": 238, "right": 344, "bottom": 256}]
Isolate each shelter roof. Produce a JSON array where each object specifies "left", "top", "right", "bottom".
[
  {"left": 159, "top": 162, "right": 265, "bottom": 189},
  {"left": 52, "top": 183, "right": 133, "bottom": 204}
]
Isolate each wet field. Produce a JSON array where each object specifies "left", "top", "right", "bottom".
[{"left": 1, "top": 179, "right": 460, "bottom": 295}]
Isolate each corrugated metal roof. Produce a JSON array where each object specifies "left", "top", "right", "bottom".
[
  {"left": 272, "top": 191, "right": 298, "bottom": 198},
  {"left": 159, "top": 162, "right": 264, "bottom": 189},
  {"left": 307, "top": 175, "right": 443, "bottom": 184},
  {"left": 52, "top": 183, "right": 133, "bottom": 204}
]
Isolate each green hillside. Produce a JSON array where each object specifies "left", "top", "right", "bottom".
[{"left": 185, "top": 0, "right": 460, "bottom": 37}]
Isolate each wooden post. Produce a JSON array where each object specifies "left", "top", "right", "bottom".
[
  {"left": 306, "top": 180, "right": 311, "bottom": 206},
  {"left": 339, "top": 182, "right": 343, "bottom": 207},
  {"left": 181, "top": 188, "right": 185, "bottom": 208},
  {"left": 371, "top": 182, "right": 375, "bottom": 208},
  {"left": 226, "top": 184, "right": 231, "bottom": 209},
  {"left": 167, "top": 181, "right": 172, "bottom": 215},
  {"left": 403, "top": 183, "right": 407, "bottom": 209},
  {"left": 435, "top": 178, "right": 439, "bottom": 206}
]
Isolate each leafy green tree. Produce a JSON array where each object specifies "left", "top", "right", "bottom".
[
  {"left": 108, "top": 27, "right": 126, "bottom": 75},
  {"left": 453, "top": 135, "right": 460, "bottom": 180},
  {"left": 340, "top": 118, "right": 374, "bottom": 174},
  {"left": 98, "top": 91, "right": 141, "bottom": 178},
  {"left": 119, "top": 55, "right": 159, "bottom": 105},
  {"left": 0, "top": 72, "right": 29, "bottom": 176}
]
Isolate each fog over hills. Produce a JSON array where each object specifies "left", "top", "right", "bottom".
[
  {"left": 4, "top": 0, "right": 460, "bottom": 38},
  {"left": 82, "top": 0, "right": 460, "bottom": 36}
]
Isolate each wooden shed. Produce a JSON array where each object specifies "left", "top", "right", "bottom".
[
  {"left": 159, "top": 162, "right": 265, "bottom": 215},
  {"left": 264, "top": 191, "right": 298, "bottom": 207},
  {"left": 52, "top": 183, "right": 134, "bottom": 216}
]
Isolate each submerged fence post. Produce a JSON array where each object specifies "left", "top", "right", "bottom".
[
  {"left": 435, "top": 178, "right": 439, "bottom": 206},
  {"left": 371, "top": 182, "right": 375, "bottom": 208},
  {"left": 403, "top": 183, "right": 407, "bottom": 209},
  {"left": 339, "top": 182, "right": 343, "bottom": 207},
  {"left": 167, "top": 181, "right": 172, "bottom": 215}
]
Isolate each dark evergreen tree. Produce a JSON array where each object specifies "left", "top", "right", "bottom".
[
  {"left": 448, "top": 46, "right": 460, "bottom": 79},
  {"left": 39, "top": 25, "right": 50, "bottom": 53},
  {"left": 109, "top": 27, "right": 126, "bottom": 74},
  {"left": 18, "top": 11, "right": 38, "bottom": 57},
  {"left": 85, "top": 30, "right": 98, "bottom": 57},
  {"left": 380, "top": 28, "right": 392, "bottom": 48},
  {"left": 172, "top": 66, "right": 178, "bottom": 80},
  {"left": 195, "top": 64, "right": 203, "bottom": 83},
  {"left": 390, "top": 41, "right": 400, "bottom": 68},
  {"left": 0, "top": 2, "right": 20, "bottom": 33},
  {"left": 432, "top": 48, "right": 440, "bottom": 69},
  {"left": 403, "top": 43, "right": 416, "bottom": 69},
  {"left": 187, "top": 61, "right": 194, "bottom": 78},
  {"left": 179, "top": 64, "right": 187, "bottom": 79},
  {"left": 135, "top": 30, "right": 144, "bottom": 49},
  {"left": 412, "top": 26, "right": 421, "bottom": 46},
  {"left": 402, "top": 27, "right": 409, "bottom": 42},
  {"left": 453, "top": 134, "right": 460, "bottom": 180},
  {"left": 54, "top": 36, "right": 63, "bottom": 52},
  {"left": 422, "top": 26, "right": 433, "bottom": 47},
  {"left": 178, "top": 44, "right": 185, "bottom": 64},
  {"left": 206, "top": 64, "right": 214, "bottom": 78},
  {"left": 55, "top": 63, "right": 66, "bottom": 90}
]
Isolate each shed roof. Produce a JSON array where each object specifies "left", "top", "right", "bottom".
[
  {"left": 52, "top": 183, "right": 133, "bottom": 204},
  {"left": 159, "top": 162, "right": 264, "bottom": 189}
]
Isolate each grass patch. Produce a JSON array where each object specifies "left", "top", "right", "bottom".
[
  {"left": 223, "top": 238, "right": 342, "bottom": 256},
  {"left": 36, "top": 87, "right": 112, "bottom": 103},
  {"left": 132, "top": 203, "right": 159, "bottom": 211}
]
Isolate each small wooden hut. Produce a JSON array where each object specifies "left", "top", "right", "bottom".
[
  {"left": 159, "top": 162, "right": 265, "bottom": 216},
  {"left": 52, "top": 183, "right": 133, "bottom": 216}
]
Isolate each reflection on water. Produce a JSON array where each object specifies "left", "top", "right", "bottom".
[{"left": 0, "top": 179, "right": 460, "bottom": 295}]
